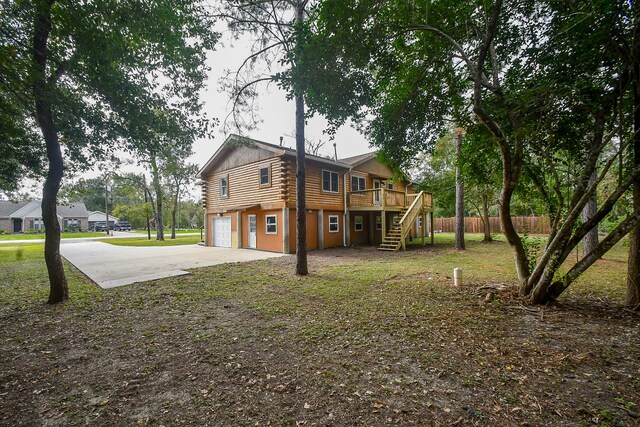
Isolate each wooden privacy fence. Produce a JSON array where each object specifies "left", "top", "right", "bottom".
[{"left": 433, "top": 216, "right": 551, "bottom": 235}]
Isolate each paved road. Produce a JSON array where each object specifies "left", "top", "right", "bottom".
[
  {"left": 60, "top": 242, "right": 285, "bottom": 289},
  {"left": 0, "top": 231, "right": 201, "bottom": 245}
]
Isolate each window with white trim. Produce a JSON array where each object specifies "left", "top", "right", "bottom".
[
  {"left": 266, "top": 215, "right": 277, "bottom": 234},
  {"left": 387, "top": 181, "right": 394, "bottom": 190},
  {"left": 220, "top": 175, "right": 228, "bottom": 198},
  {"left": 322, "top": 170, "right": 339, "bottom": 193},
  {"left": 351, "top": 175, "right": 366, "bottom": 192},
  {"left": 354, "top": 216, "right": 363, "bottom": 231},
  {"left": 259, "top": 165, "right": 270, "bottom": 186},
  {"left": 328, "top": 215, "right": 339, "bottom": 233},
  {"left": 375, "top": 215, "right": 382, "bottom": 230}
]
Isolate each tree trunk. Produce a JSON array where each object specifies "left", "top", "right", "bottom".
[
  {"left": 33, "top": 0, "right": 68, "bottom": 304},
  {"left": 295, "top": 1, "right": 308, "bottom": 275},
  {"left": 481, "top": 192, "right": 492, "bottom": 243},
  {"left": 171, "top": 190, "right": 178, "bottom": 240},
  {"left": 500, "top": 162, "right": 530, "bottom": 292},
  {"left": 150, "top": 156, "right": 164, "bottom": 241},
  {"left": 535, "top": 212, "right": 640, "bottom": 304},
  {"left": 156, "top": 190, "right": 164, "bottom": 241},
  {"left": 582, "top": 172, "right": 599, "bottom": 257},
  {"left": 626, "top": 17, "right": 640, "bottom": 308},
  {"left": 455, "top": 131, "right": 465, "bottom": 250}
]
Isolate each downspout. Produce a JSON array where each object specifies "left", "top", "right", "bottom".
[{"left": 343, "top": 171, "right": 348, "bottom": 247}]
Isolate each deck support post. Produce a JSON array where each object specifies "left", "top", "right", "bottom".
[
  {"left": 430, "top": 211, "right": 434, "bottom": 245},
  {"left": 381, "top": 211, "right": 386, "bottom": 243},
  {"left": 344, "top": 212, "right": 350, "bottom": 247},
  {"left": 368, "top": 212, "right": 374, "bottom": 244},
  {"left": 422, "top": 210, "right": 426, "bottom": 246}
]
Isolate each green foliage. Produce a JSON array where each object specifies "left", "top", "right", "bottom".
[
  {"left": 0, "top": 0, "right": 218, "bottom": 183},
  {"left": 520, "top": 227, "right": 543, "bottom": 274}
]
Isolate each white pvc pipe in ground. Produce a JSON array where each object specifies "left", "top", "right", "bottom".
[{"left": 453, "top": 268, "right": 462, "bottom": 287}]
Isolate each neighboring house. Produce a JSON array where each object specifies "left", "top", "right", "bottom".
[
  {"left": 0, "top": 200, "right": 89, "bottom": 232},
  {"left": 88, "top": 211, "right": 118, "bottom": 230},
  {"left": 197, "top": 135, "right": 434, "bottom": 254}
]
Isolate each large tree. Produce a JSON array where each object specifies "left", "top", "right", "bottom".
[
  {"left": 0, "top": 0, "right": 217, "bottom": 303},
  {"left": 295, "top": 0, "right": 640, "bottom": 305},
  {"left": 219, "top": 0, "right": 311, "bottom": 274}
]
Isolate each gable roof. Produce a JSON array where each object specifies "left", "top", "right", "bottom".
[
  {"left": 198, "top": 134, "right": 352, "bottom": 178},
  {"left": 57, "top": 203, "right": 89, "bottom": 217},
  {"left": 88, "top": 211, "right": 118, "bottom": 222},
  {"left": 5, "top": 200, "right": 40, "bottom": 218},
  {"left": 0, "top": 200, "right": 31, "bottom": 217},
  {"left": 339, "top": 152, "right": 377, "bottom": 167},
  {"left": 0, "top": 200, "right": 88, "bottom": 218}
]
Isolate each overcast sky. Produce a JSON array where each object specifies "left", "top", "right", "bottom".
[
  {"left": 8, "top": 15, "right": 374, "bottom": 201},
  {"left": 187, "top": 22, "right": 373, "bottom": 170}
]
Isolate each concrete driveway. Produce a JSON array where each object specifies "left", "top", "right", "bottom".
[{"left": 61, "top": 242, "right": 285, "bottom": 289}]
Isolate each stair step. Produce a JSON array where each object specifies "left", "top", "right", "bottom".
[{"left": 377, "top": 247, "right": 397, "bottom": 251}]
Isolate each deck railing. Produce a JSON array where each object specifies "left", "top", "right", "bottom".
[{"left": 348, "top": 189, "right": 433, "bottom": 210}]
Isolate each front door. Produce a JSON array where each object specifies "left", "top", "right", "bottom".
[
  {"left": 248, "top": 215, "right": 257, "bottom": 248},
  {"left": 12, "top": 218, "right": 22, "bottom": 233},
  {"left": 373, "top": 179, "right": 381, "bottom": 205}
]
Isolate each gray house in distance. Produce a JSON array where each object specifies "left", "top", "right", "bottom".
[
  {"left": 0, "top": 200, "right": 90, "bottom": 233},
  {"left": 88, "top": 211, "right": 118, "bottom": 230}
]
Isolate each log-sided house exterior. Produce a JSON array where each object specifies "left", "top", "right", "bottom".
[{"left": 198, "top": 135, "right": 434, "bottom": 253}]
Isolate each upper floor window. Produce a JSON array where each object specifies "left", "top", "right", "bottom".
[
  {"left": 351, "top": 175, "right": 366, "bottom": 192},
  {"left": 387, "top": 181, "right": 395, "bottom": 190},
  {"left": 220, "top": 175, "right": 228, "bottom": 198},
  {"left": 259, "top": 165, "right": 270, "bottom": 186},
  {"left": 322, "top": 170, "right": 339, "bottom": 193}
]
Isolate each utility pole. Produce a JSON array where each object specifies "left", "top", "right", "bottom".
[{"left": 104, "top": 174, "right": 111, "bottom": 236}]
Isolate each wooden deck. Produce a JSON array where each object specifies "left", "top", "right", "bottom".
[{"left": 348, "top": 189, "right": 433, "bottom": 212}]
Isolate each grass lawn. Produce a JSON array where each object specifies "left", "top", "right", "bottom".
[
  {"left": 99, "top": 234, "right": 202, "bottom": 246},
  {"left": 134, "top": 229, "right": 201, "bottom": 234},
  {"left": 0, "top": 231, "right": 106, "bottom": 240},
  {"left": 0, "top": 234, "right": 637, "bottom": 426}
]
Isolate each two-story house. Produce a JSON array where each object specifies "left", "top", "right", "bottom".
[{"left": 197, "top": 135, "right": 434, "bottom": 253}]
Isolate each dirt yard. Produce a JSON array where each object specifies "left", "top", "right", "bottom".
[{"left": 0, "top": 237, "right": 638, "bottom": 426}]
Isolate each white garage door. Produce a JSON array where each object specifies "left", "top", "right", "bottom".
[{"left": 212, "top": 217, "right": 231, "bottom": 247}]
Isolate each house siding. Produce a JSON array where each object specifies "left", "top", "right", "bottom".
[
  {"left": 205, "top": 157, "right": 286, "bottom": 213},
  {"left": 288, "top": 210, "right": 320, "bottom": 253},
  {"left": 0, "top": 218, "right": 10, "bottom": 233},
  {"left": 285, "top": 160, "right": 345, "bottom": 211},
  {"left": 349, "top": 212, "right": 370, "bottom": 246}
]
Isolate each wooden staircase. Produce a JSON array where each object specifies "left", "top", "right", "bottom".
[
  {"left": 378, "top": 208, "right": 408, "bottom": 251},
  {"left": 377, "top": 191, "right": 428, "bottom": 252}
]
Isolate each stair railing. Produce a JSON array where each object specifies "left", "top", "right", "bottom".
[{"left": 399, "top": 191, "right": 424, "bottom": 250}]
